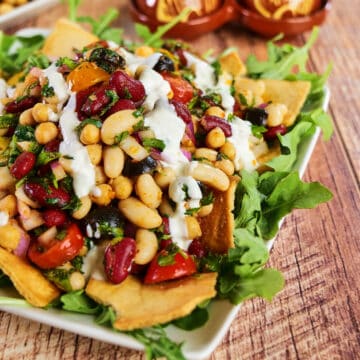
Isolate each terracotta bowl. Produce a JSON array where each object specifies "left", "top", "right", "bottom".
[{"left": 129, "top": 0, "right": 331, "bottom": 39}]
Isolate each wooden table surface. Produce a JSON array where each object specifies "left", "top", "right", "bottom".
[{"left": 0, "top": 1, "right": 359, "bottom": 359}]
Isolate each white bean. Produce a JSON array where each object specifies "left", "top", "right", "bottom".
[{"left": 134, "top": 229, "right": 159, "bottom": 265}]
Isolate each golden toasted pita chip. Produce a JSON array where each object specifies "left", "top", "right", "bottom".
[
  {"left": 198, "top": 176, "right": 239, "bottom": 253},
  {"left": 42, "top": 18, "right": 99, "bottom": 58},
  {"left": 219, "top": 50, "right": 246, "bottom": 77},
  {"left": 0, "top": 248, "right": 60, "bottom": 307},
  {"left": 235, "top": 78, "right": 311, "bottom": 126},
  {"left": 261, "top": 79, "right": 311, "bottom": 126},
  {"left": 86, "top": 273, "right": 217, "bottom": 330}
]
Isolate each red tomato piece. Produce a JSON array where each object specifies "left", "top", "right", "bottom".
[
  {"left": 161, "top": 72, "right": 194, "bottom": 104},
  {"left": 28, "top": 223, "right": 84, "bottom": 269},
  {"left": 144, "top": 250, "right": 197, "bottom": 284}
]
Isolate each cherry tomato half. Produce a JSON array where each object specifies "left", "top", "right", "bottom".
[
  {"left": 161, "top": 72, "right": 194, "bottom": 104},
  {"left": 144, "top": 250, "right": 197, "bottom": 284},
  {"left": 28, "top": 223, "right": 84, "bottom": 269}
]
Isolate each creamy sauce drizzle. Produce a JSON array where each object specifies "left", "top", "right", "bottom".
[
  {"left": 228, "top": 117, "right": 258, "bottom": 171},
  {"left": 43, "top": 64, "right": 70, "bottom": 108},
  {"left": 59, "top": 94, "right": 96, "bottom": 197},
  {"left": 0, "top": 79, "right": 7, "bottom": 115}
]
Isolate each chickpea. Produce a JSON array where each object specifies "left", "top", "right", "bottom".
[
  {"left": 112, "top": 175, "right": 133, "bottom": 200},
  {"left": 206, "top": 127, "right": 226, "bottom": 149},
  {"left": 80, "top": 124, "right": 100, "bottom": 145},
  {"left": 35, "top": 122, "right": 58, "bottom": 144},
  {"left": 220, "top": 142, "right": 236, "bottom": 161},
  {"left": 86, "top": 144, "right": 102, "bottom": 165},
  {"left": 266, "top": 103, "right": 288, "bottom": 127},
  {"left": 32, "top": 103, "right": 57, "bottom": 123},
  {"left": 154, "top": 167, "right": 176, "bottom": 189},
  {"left": 90, "top": 184, "right": 115, "bottom": 206},
  {"left": 0, "top": 4, "right": 13, "bottom": 15},
  {"left": 205, "top": 106, "right": 225, "bottom": 118},
  {"left": 135, "top": 46, "right": 154, "bottom": 57},
  {"left": 135, "top": 174, "right": 162, "bottom": 209},
  {"left": 19, "top": 108, "right": 36, "bottom": 126},
  {"left": 134, "top": 229, "right": 159, "bottom": 265}
]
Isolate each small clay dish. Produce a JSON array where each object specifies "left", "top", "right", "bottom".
[
  {"left": 234, "top": 0, "right": 331, "bottom": 37},
  {"left": 129, "top": 0, "right": 235, "bottom": 40},
  {"left": 129, "top": 0, "right": 331, "bottom": 40}
]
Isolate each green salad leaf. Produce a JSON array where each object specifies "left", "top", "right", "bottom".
[
  {"left": 127, "top": 326, "right": 185, "bottom": 360},
  {"left": 246, "top": 27, "right": 319, "bottom": 79},
  {"left": 60, "top": 290, "right": 100, "bottom": 314},
  {"left": 0, "top": 32, "right": 45, "bottom": 78},
  {"left": 172, "top": 306, "right": 209, "bottom": 330},
  {"left": 135, "top": 7, "right": 192, "bottom": 48}
]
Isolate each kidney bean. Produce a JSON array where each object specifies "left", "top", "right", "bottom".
[
  {"left": 171, "top": 100, "right": 192, "bottom": 123},
  {"left": 106, "top": 99, "right": 136, "bottom": 117},
  {"left": 44, "top": 139, "right": 60, "bottom": 152},
  {"left": 104, "top": 237, "right": 136, "bottom": 284},
  {"left": 201, "top": 115, "right": 232, "bottom": 137},
  {"left": 81, "top": 85, "right": 115, "bottom": 116},
  {"left": 188, "top": 239, "right": 207, "bottom": 258},
  {"left": 263, "top": 124, "right": 287, "bottom": 141},
  {"left": 10, "top": 151, "right": 36, "bottom": 179},
  {"left": 42, "top": 209, "right": 68, "bottom": 227},
  {"left": 24, "top": 182, "right": 70, "bottom": 208},
  {"left": 109, "top": 70, "right": 145, "bottom": 103},
  {"left": 5, "top": 96, "right": 39, "bottom": 114}
]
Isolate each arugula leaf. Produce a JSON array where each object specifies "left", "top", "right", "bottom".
[
  {"left": 172, "top": 306, "right": 209, "bottom": 330},
  {"left": 127, "top": 326, "right": 185, "bottom": 360},
  {"left": 267, "top": 122, "right": 315, "bottom": 172},
  {"left": 298, "top": 108, "right": 333, "bottom": 141},
  {"left": 246, "top": 27, "right": 319, "bottom": 79},
  {"left": 135, "top": 7, "right": 192, "bottom": 48},
  {"left": 60, "top": 290, "right": 100, "bottom": 314},
  {"left": 95, "top": 305, "right": 116, "bottom": 326},
  {"left": 225, "top": 269, "right": 285, "bottom": 304},
  {"left": 0, "top": 32, "right": 45, "bottom": 78},
  {"left": 257, "top": 171, "right": 333, "bottom": 239}
]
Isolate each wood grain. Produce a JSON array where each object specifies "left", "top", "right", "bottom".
[{"left": 0, "top": 0, "right": 359, "bottom": 359}]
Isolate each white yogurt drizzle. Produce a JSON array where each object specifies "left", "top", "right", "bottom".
[
  {"left": 82, "top": 244, "right": 107, "bottom": 281},
  {"left": 228, "top": 117, "right": 258, "bottom": 171},
  {"left": 42, "top": 64, "right": 70, "bottom": 109},
  {"left": 59, "top": 94, "right": 96, "bottom": 198}
]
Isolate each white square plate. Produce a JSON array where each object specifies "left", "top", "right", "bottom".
[
  {"left": 0, "top": 28, "right": 330, "bottom": 358},
  {"left": 0, "top": 0, "right": 59, "bottom": 28}
]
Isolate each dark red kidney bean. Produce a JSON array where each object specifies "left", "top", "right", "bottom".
[
  {"left": 104, "top": 238, "right": 136, "bottom": 284},
  {"left": 175, "top": 47, "right": 187, "bottom": 67},
  {"left": 160, "top": 239, "right": 172, "bottom": 250},
  {"left": 44, "top": 139, "right": 60, "bottom": 152},
  {"left": 263, "top": 124, "right": 287, "bottom": 141},
  {"left": 106, "top": 99, "right": 136, "bottom": 117},
  {"left": 75, "top": 85, "right": 99, "bottom": 119},
  {"left": 42, "top": 209, "right": 68, "bottom": 227},
  {"left": 24, "top": 182, "right": 70, "bottom": 208},
  {"left": 171, "top": 100, "right": 192, "bottom": 123},
  {"left": 5, "top": 96, "right": 38, "bottom": 114},
  {"left": 81, "top": 85, "right": 114, "bottom": 116},
  {"left": 10, "top": 151, "right": 36, "bottom": 179},
  {"left": 201, "top": 115, "right": 232, "bottom": 137},
  {"left": 109, "top": 70, "right": 145, "bottom": 103},
  {"left": 124, "top": 221, "right": 137, "bottom": 238},
  {"left": 188, "top": 239, "right": 207, "bottom": 258},
  {"left": 37, "top": 164, "right": 51, "bottom": 177},
  {"left": 130, "top": 262, "right": 147, "bottom": 275}
]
